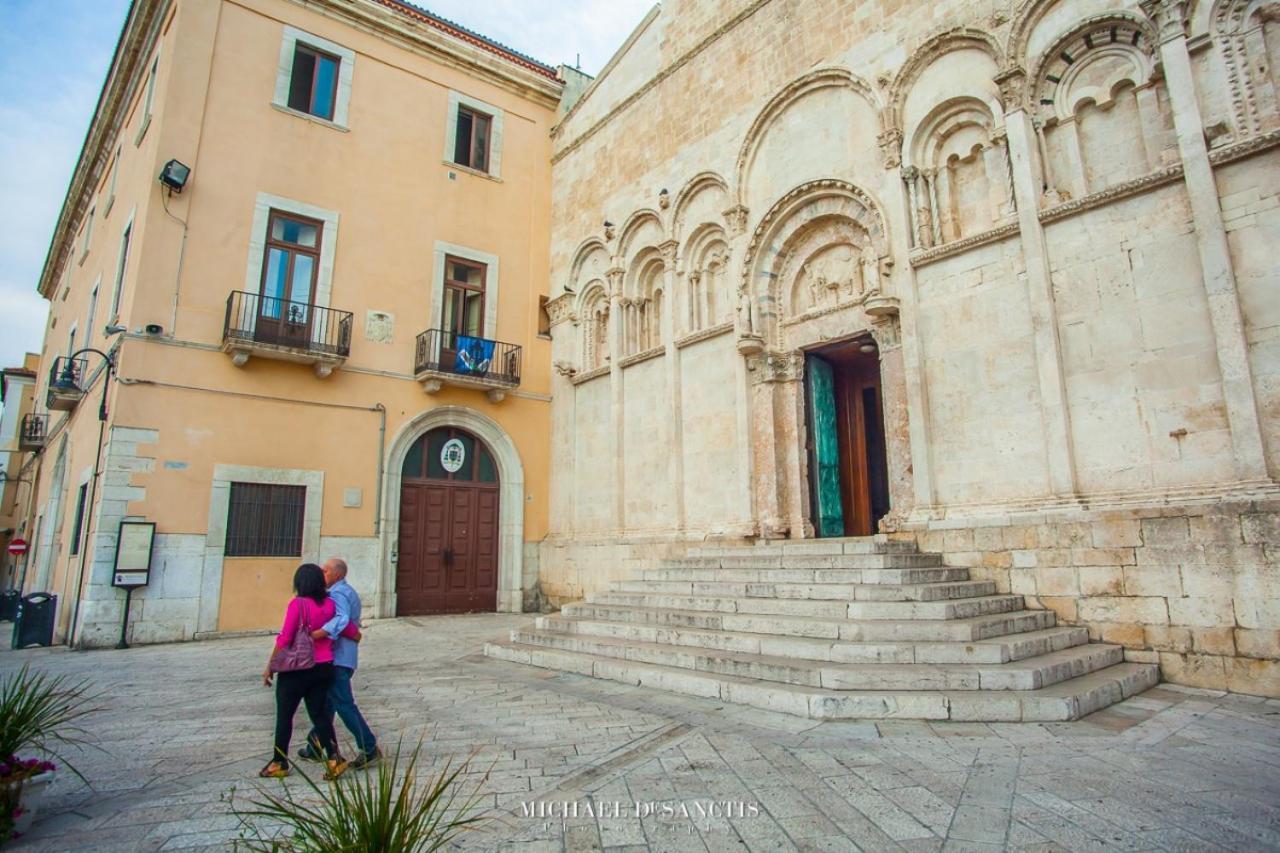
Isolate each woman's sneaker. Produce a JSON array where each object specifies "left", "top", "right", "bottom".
[
  {"left": 349, "top": 747, "right": 382, "bottom": 770},
  {"left": 296, "top": 745, "right": 323, "bottom": 762},
  {"left": 323, "top": 758, "right": 349, "bottom": 781}
]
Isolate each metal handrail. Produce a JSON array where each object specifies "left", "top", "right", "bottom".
[
  {"left": 223, "top": 291, "right": 353, "bottom": 357},
  {"left": 414, "top": 328, "right": 522, "bottom": 387},
  {"left": 19, "top": 413, "right": 47, "bottom": 449},
  {"left": 47, "top": 357, "right": 88, "bottom": 392}
]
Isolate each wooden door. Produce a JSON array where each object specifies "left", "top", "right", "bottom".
[
  {"left": 256, "top": 210, "right": 321, "bottom": 348},
  {"left": 396, "top": 427, "right": 500, "bottom": 615}
]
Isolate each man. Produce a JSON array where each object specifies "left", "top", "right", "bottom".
[{"left": 300, "top": 557, "right": 381, "bottom": 768}]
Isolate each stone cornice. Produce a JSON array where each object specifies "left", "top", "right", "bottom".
[
  {"left": 569, "top": 364, "right": 610, "bottom": 386},
  {"left": 1208, "top": 126, "right": 1280, "bottom": 167},
  {"left": 618, "top": 345, "right": 665, "bottom": 369},
  {"left": 1038, "top": 165, "right": 1185, "bottom": 225},
  {"left": 909, "top": 220, "right": 1019, "bottom": 268},
  {"left": 675, "top": 321, "right": 734, "bottom": 349}
]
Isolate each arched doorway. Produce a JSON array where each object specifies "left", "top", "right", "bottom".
[{"left": 396, "top": 426, "right": 499, "bottom": 615}]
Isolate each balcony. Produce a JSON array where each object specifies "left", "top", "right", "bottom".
[
  {"left": 46, "top": 357, "right": 87, "bottom": 411},
  {"left": 414, "top": 328, "right": 521, "bottom": 403},
  {"left": 19, "top": 413, "right": 47, "bottom": 452},
  {"left": 222, "top": 291, "right": 352, "bottom": 378}
]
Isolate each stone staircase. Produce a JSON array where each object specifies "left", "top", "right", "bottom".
[{"left": 486, "top": 537, "right": 1159, "bottom": 721}]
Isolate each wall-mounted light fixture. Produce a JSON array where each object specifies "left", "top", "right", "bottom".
[{"left": 158, "top": 159, "right": 191, "bottom": 193}]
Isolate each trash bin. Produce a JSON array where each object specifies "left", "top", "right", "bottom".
[
  {"left": 12, "top": 593, "right": 57, "bottom": 649},
  {"left": 0, "top": 590, "right": 19, "bottom": 622}
]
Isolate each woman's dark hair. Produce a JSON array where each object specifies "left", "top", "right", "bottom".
[{"left": 293, "top": 563, "right": 327, "bottom": 604}]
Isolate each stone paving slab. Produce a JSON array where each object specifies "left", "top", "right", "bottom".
[{"left": 2, "top": 614, "right": 1278, "bottom": 851}]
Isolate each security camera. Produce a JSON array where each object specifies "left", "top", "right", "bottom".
[{"left": 144, "top": 323, "right": 164, "bottom": 336}]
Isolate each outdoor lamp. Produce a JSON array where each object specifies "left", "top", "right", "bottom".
[{"left": 159, "top": 159, "right": 191, "bottom": 193}]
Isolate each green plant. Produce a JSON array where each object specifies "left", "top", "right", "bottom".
[
  {"left": 231, "top": 743, "right": 491, "bottom": 852},
  {"left": 0, "top": 664, "right": 99, "bottom": 783}
]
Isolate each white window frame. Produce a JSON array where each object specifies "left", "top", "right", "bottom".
[
  {"left": 444, "top": 91, "right": 504, "bottom": 179},
  {"left": 86, "top": 278, "right": 101, "bottom": 345},
  {"left": 66, "top": 323, "right": 78, "bottom": 359},
  {"left": 242, "top": 192, "right": 340, "bottom": 343},
  {"left": 199, "top": 464, "right": 324, "bottom": 633},
  {"left": 109, "top": 208, "right": 135, "bottom": 321},
  {"left": 78, "top": 206, "right": 95, "bottom": 265},
  {"left": 135, "top": 47, "right": 160, "bottom": 145},
  {"left": 104, "top": 146, "right": 121, "bottom": 216},
  {"left": 272, "top": 26, "right": 355, "bottom": 130},
  {"left": 431, "top": 241, "right": 500, "bottom": 340}
]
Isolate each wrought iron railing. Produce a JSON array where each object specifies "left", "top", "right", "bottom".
[
  {"left": 223, "top": 291, "right": 353, "bottom": 357},
  {"left": 19, "top": 413, "right": 47, "bottom": 451},
  {"left": 47, "top": 357, "right": 87, "bottom": 393},
  {"left": 414, "top": 328, "right": 522, "bottom": 388}
]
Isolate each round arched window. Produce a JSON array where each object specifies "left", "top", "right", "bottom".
[{"left": 402, "top": 427, "right": 498, "bottom": 483}]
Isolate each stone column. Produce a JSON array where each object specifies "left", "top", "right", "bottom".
[
  {"left": 606, "top": 266, "right": 626, "bottom": 530},
  {"left": 996, "top": 67, "right": 1079, "bottom": 497},
  {"left": 1142, "top": 0, "right": 1270, "bottom": 481},
  {"left": 1135, "top": 83, "right": 1167, "bottom": 169},
  {"left": 870, "top": 314, "right": 914, "bottom": 527},
  {"left": 886, "top": 165, "right": 937, "bottom": 514},
  {"left": 1054, "top": 118, "right": 1089, "bottom": 198},
  {"left": 924, "top": 169, "right": 943, "bottom": 246},
  {"left": 746, "top": 351, "right": 805, "bottom": 539},
  {"left": 546, "top": 294, "right": 578, "bottom": 537},
  {"left": 724, "top": 204, "right": 760, "bottom": 536},
  {"left": 659, "top": 239, "right": 685, "bottom": 532}
]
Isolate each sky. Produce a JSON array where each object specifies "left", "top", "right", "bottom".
[{"left": 0, "top": 0, "right": 654, "bottom": 372}]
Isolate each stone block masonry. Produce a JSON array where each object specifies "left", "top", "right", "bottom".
[{"left": 912, "top": 500, "right": 1280, "bottom": 697}]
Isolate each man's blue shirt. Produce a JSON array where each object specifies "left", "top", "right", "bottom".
[{"left": 321, "top": 578, "right": 361, "bottom": 670}]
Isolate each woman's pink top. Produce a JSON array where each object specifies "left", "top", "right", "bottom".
[{"left": 276, "top": 596, "right": 338, "bottom": 664}]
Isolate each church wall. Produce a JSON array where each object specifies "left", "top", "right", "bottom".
[
  {"left": 680, "top": 334, "right": 747, "bottom": 533},
  {"left": 1046, "top": 184, "right": 1236, "bottom": 494},
  {"left": 914, "top": 236, "right": 1046, "bottom": 506},
  {"left": 540, "top": 0, "right": 1280, "bottom": 694}
]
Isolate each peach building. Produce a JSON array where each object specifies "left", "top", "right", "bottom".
[
  {"left": 14, "top": 0, "right": 576, "bottom": 646},
  {"left": 1, "top": 353, "right": 41, "bottom": 586}
]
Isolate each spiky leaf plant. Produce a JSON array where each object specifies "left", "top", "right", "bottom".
[
  {"left": 0, "top": 664, "right": 100, "bottom": 783},
  {"left": 231, "top": 742, "right": 491, "bottom": 852}
]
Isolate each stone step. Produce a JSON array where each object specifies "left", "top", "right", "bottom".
[
  {"left": 536, "top": 616, "right": 1090, "bottom": 665},
  {"left": 508, "top": 627, "right": 1123, "bottom": 691},
  {"left": 560, "top": 601, "right": 1057, "bottom": 642},
  {"left": 610, "top": 579, "right": 997, "bottom": 602},
  {"left": 688, "top": 536, "right": 919, "bottom": 558},
  {"left": 485, "top": 640, "right": 1159, "bottom": 721},
  {"left": 585, "top": 591, "right": 1025, "bottom": 621},
  {"left": 659, "top": 553, "right": 945, "bottom": 570},
  {"left": 640, "top": 566, "right": 970, "bottom": 584}
]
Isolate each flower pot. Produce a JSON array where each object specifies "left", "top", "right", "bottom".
[{"left": 10, "top": 769, "right": 55, "bottom": 836}]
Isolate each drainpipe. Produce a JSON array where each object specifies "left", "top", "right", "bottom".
[{"left": 373, "top": 403, "right": 385, "bottom": 535}]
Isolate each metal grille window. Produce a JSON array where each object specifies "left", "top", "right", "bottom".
[{"left": 225, "top": 483, "right": 306, "bottom": 557}]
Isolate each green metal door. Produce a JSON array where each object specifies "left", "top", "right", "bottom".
[{"left": 806, "top": 355, "right": 845, "bottom": 537}]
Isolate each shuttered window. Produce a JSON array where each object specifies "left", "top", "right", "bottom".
[{"left": 225, "top": 483, "right": 305, "bottom": 557}]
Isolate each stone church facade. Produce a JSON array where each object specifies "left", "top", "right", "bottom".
[{"left": 539, "top": 0, "right": 1280, "bottom": 696}]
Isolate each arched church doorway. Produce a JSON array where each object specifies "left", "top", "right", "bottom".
[
  {"left": 805, "top": 336, "right": 890, "bottom": 537},
  {"left": 396, "top": 426, "right": 499, "bottom": 615}
]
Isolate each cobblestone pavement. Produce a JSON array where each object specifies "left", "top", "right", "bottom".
[{"left": 2, "top": 614, "right": 1279, "bottom": 851}]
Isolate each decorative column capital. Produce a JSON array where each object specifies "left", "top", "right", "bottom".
[
  {"left": 901, "top": 165, "right": 920, "bottom": 182},
  {"left": 1140, "top": 0, "right": 1190, "bottom": 43},
  {"left": 723, "top": 204, "right": 750, "bottom": 236},
  {"left": 545, "top": 292, "right": 576, "bottom": 328},
  {"left": 877, "top": 127, "right": 904, "bottom": 170},
  {"left": 746, "top": 350, "right": 804, "bottom": 384},
  {"left": 994, "top": 66, "right": 1028, "bottom": 113},
  {"left": 658, "top": 239, "right": 679, "bottom": 268}
]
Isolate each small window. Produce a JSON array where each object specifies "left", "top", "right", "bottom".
[
  {"left": 79, "top": 207, "right": 95, "bottom": 261},
  {"left": 110, "top": 222, "right": 132, "bottom": 319},
  {"left": 287, "top": 44, "right": 339, "bottom": 120},
  {"left": 537, "top": 295, "right": 552, "bottom": 337},
  {"left": 225, "top": 483, "right": 306, "bottom": 557},
  {"left": 142, "top": 54, "right": 159, "bottom": 121},
  {"left": 453, "top": 106, "right": 491, "bottom": 172},
  {"left": 86, "top": 283, "right": 99, "bottom": 344},
  {"left": 69, "top": 484, "right": 88, "bottom": 556},
  {"left": 106, "top": 146, "right": 122, "bottom": 209}
]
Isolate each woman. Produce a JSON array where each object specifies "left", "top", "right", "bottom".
[{"left": 260, "top": 563, "right": 348, "bottom": 779}]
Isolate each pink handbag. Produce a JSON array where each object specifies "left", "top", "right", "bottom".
[{"left": 271, "top": 601, "right": 316, "bottom": 673}]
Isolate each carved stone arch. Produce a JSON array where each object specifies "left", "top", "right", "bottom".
[
  {"left": 617, "top": 209, "right": 664, "bottom": 265},
  {"left": 682, "top": 222, "right": 730, "bottom": 332},
  {"left": 1213, "top": 0, "right": 1280, "bottom": 134},
  {"left": 1008, "top": 0, "right": 1067, "bottom": 66},
  {"left": 733, "top": 68, "right": 881, "bottom": 207},
  {"left": 577, "top": 280, "right": 610, "bottom": 370},
  {"left": 906, "top": 96, "right": 1001, "bottom": 168},
  {"left": 566, "top": 237, "right": 610, "bottom": 294},
  {"left": 1028, "top": 11, "right": 1159, "bottom": 117},
  {"left": 672, "top": 171, "right": 730, "bottom": 243},
  {"left": 887, "top": 27, "right": 1005, "bottom": 124},
  {"left": 742, "top": 180, "right": 888, "bottom": 346}
]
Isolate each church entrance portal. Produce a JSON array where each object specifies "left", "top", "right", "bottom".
[
  {"left": 805, "top": 338, "right": 890, "bottom": 537},
  {"left": 396, "top": 426, "right": 499, "bottom": 615}
]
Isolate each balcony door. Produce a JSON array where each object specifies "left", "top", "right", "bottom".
[
  {"left": 397, "top": 427, "right": 499, "bottom": 615},
  {"left": 258, "top": 210, "right": 322, "bottom": 348},
  {"left": 440, "top": 256, "right": 486, "bottom": 373}
]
